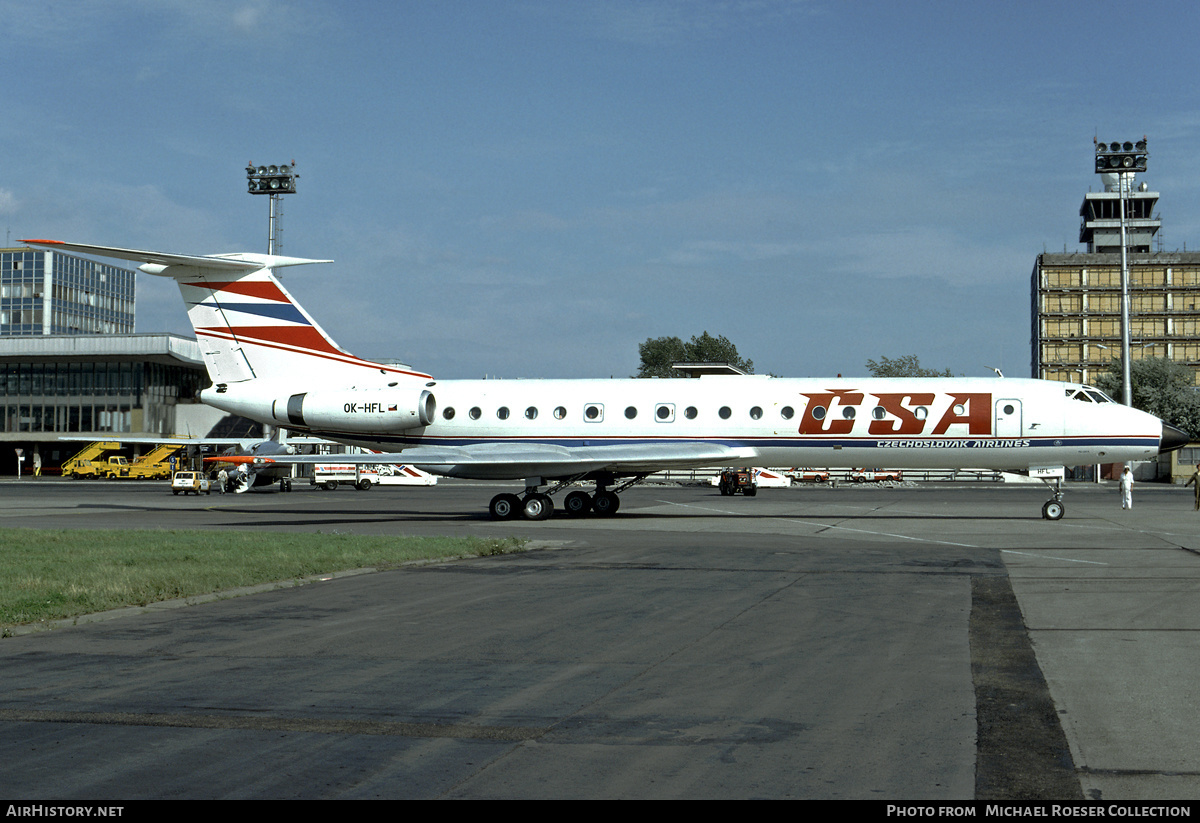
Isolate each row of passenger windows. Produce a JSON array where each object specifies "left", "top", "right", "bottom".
[{"left": 436, "top": 403, "right": 947, "bottom": 423}]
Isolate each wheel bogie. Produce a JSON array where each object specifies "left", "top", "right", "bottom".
[
  {"left": 489, "top": 493, "right": 522, "bottom": 520},
  {"left": 564, "top": 490, "right": 592, "bottom": 516},
  {"left": 522, "top": 493, "right": 553, "bottom": 521},
  {"left": 591, "top": 490, "right": 620, "bottom": 517},
  {"left": 488, "top": 486, "right": 624, "bottom": 520}
]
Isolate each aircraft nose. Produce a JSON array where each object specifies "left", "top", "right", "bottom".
[{"left": 1159, "top": 423, "right": 1191, "bottom": 454}]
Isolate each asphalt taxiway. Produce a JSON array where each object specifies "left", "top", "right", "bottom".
[{"left": 2, "top": 478, "right": 1199, "bottom": 799}]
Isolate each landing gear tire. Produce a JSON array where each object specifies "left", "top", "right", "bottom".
[
  {"left": 489, "top": 493, "right": 522, "bottom": 520},
  {"left": 522, "top": 493, "right": 554, "bottom": 521},
  {"left": 564, "top": 490, "right": 592, "bottom": 517},
  {"left": 1042, "top": 500, "right": 1065, "bottom": 521},
  {"left": 591, "top": 490, "right": 620, "bottom": 517}
]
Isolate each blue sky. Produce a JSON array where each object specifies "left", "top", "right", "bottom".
[{"left": 4, "top": 0, "right": 1200, "bottom": 379}]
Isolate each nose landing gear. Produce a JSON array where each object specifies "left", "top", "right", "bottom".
[{"left": 1040, "top": 477, "right": 1065, "bottom": 520}]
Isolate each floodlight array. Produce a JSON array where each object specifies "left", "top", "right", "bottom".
[
  {"left": 1094, "top": 139, "right": 1148, "bottom": 173},
  {"left": 246, "top": 162, "right": 297, "bottom": 194}
]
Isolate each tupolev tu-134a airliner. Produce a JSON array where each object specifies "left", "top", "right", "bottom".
[{"left": 24, "top": 240, "right": 1190, "bottom": 521}]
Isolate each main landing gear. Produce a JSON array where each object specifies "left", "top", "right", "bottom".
[{"left": 488, "top": 473, "right": 643, "bottom": 521}]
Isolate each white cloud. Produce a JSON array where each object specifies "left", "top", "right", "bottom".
[
  {"left": 0, "top": 188, "right": 18, "bottom": 215},
  {"left": 534, "top": 0, "right": 815, "bottom": 46}
]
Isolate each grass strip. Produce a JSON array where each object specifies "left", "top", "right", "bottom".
[{"left": 0, "top": 528, "right": 525, "bottom": 628}]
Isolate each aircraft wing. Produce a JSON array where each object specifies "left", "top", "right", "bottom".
[
  {"left": 256, "top": 442, "right": 760, "bottom": 479},
  {"left": 57, "top": 435, "right": 262, "bottom": 447}
]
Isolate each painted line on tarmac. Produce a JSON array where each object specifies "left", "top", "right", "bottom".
[
  {"left": 998, "top": 549, "right": 1107, "bottom": 565},
  {"left": 0, "top": 708, "right": 546, "bottom": 742},
  {"left": 656, "top": 499, "right": 981, "bottom": 548}
]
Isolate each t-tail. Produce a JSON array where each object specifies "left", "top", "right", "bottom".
[{"left": 22, "top": 240, "right": 431, "bottom": 387}]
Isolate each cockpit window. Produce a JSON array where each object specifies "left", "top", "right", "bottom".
[{"left": 1067, "top": 385, "right": 1114, "bottom": 404}]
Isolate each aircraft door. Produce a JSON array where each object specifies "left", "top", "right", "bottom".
[{"left": 995, "top": 399, "right": 1022, "bottom": 437}]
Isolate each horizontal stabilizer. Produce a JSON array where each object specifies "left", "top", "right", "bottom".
[{"left": 22, "top": 239, "right": 332, "bottom": 273}]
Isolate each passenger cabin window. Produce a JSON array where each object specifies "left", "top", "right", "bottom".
[
  {"left": 684, "top": 406, "right": 698, "bottom": 419},
  {"left": 497, "top": 406, "right": 510, "bottom": 420},
  {"left": 842, "top": 407, "right": 855, "bottom": 419},
  {"left": 781, "top": 406, "right": 794, "bottom": 419},
  {"left": 554, "top": 406, "right": 567, "bottom": 420},
  {"left": 584, "top": 404, "right": 604, "bottom": 422},
  {"left": 719, "top": 406, "right": 732, "bottom": 419},
  {"left": 525, "top": 406, "right": 538, "bottom": 420},
  {"left": 469, "top": 407, "right": 482, "bottom": 420},
  {"left": 625, "top": 406, "right": 637, "bottom": 419},
  {"left": 750, "top": 406, "right": 763, "bottom": 420},
  {"left": 656, "top": 404, "right": 674, "bottom": 422},
  {"left": 443, "top": 407, "right": 456, "bottom": 420}
]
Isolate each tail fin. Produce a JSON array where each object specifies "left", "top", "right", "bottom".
[{"left": 23, "top": 240, "right": 430, "bottom": 385}]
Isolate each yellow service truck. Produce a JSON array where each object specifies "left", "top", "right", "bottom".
[
  {"left": 61, "top": 441, "right": 123, "bottom": 479},
  {"left": 103, "top": 444, "right": 182, "bottom": 480}
]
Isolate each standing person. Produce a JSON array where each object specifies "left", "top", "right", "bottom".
[
  {"left": 217, "top": 467, "right": 228, "bottom": 494},
  {"left": 32, "top": 450, "right": 41, "bottom": 478},
  {"left": 1186, "top": 467, "right": 1200, "bottom": 511},
  {"left": 1120, "top": 466, "right": 1134, "bottom": 510}
]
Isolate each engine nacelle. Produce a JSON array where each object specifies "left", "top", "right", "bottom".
[
  {"left": 273, "top": 389, "right": 436, "bottom": 433},
  {"left": 229, "top": 467, "right": 255, "bottom": 493}
]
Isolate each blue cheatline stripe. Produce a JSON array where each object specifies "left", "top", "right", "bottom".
[
  {"left": 300, "top": 432, "right": 1159, "bottom": 450},
  {"left": 205, "top": 301, "right": 309, "bottom": 324}
]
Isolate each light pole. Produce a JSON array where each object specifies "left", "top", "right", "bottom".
[
  {"left": 1094, "top": 138, "right": 1148, "bottom": 407},
  {"left": 246, "top": 161, "right": 298, "bottom": 255}
]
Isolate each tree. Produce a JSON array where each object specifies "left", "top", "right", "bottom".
[
  {"left": 637, "top": 332, "right": 754, "bottom": 378},
  {"left": 864, "top": 354, "right": 952, "bottom": 378},
  {"left": 1094, "top": 357, "right": 1200, "bottom": 439}
]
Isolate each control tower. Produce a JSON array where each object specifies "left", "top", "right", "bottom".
[{"left": 1079, "top": 172, "right": 1161, "bottom": 253}]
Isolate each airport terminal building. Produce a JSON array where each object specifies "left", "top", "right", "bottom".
[
  {"left": 0, "top": 334, "right": 258, "bottom": 475},
  {"left": 1031, "top": 180, "right": 1200, "bottom": 387},
  {"left": 1, "top": 245, "right": 135, "bottom": 336},
  {"left": 1031, "top": 176, "right": 1200, "bottom": 481},
  {"left": 0, "top": 244, "right": 265, "bottom": 474}
]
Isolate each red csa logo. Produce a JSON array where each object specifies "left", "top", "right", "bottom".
[{"left": 798, "top": 391, "right": 991, "bottom": 436}]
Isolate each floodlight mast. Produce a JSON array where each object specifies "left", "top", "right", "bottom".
[
  {"left": 246, "top": 161, "right": 298, "bottom": 255},
  {"left": 1093, "top": 138, "right": 1148, "bottom": 407}
]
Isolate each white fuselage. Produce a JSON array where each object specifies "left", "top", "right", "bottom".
[
  {"left": 23, "top": 239, "right": 1177, "bottom": 519},
  {"left": 201, "top": 374, "right": 1161, "bottom": 479}
]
